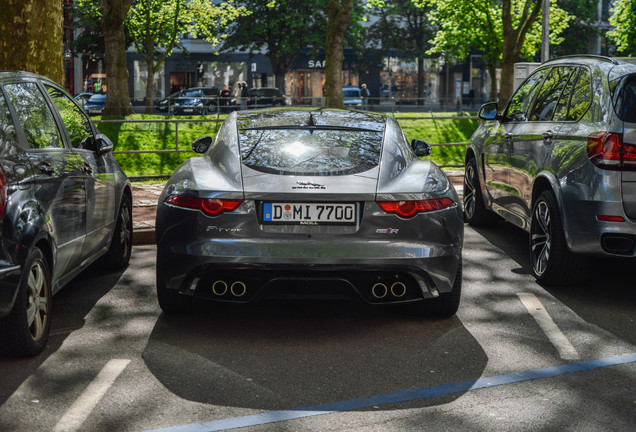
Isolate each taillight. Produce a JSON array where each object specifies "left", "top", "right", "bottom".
[
  {"left": 376, "top": 198, "right": 456, "bottom": 218},
  {"left": 166, "top": 195, "right": 243, "bottom": 216},
  {"left": 587, "top": 132, "right": 636, "bottom": 170},
  {"left": 0, "top": 167, "right": 6, "bottom": 220}
]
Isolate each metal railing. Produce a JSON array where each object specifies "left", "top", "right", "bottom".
[{"left": 96, "top": 114, "right": 474, "bottom": 156}]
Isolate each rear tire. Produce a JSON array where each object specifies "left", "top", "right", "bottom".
[
  {"left": 102, "top": 193, "right": 133, "bottom": 269},
  {"left": 0, "top": 247, "right": 51, "bottom": 357},
  {"left": 156, "top": 274, "right": 197, "bottom": 314},
  {"left": 414, "top": 259, "right": 462, "bottom": 318},
  {"left": 463, "top": 158, "right": 498, "bottom": 226},
  {"left": 530, "top": 190, "right": 586, "bottom": 285}
]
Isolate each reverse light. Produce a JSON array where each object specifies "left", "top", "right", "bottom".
[
  {"left": 166, "top": 195, "right": 243, "bottom": 216},
  {"left": 376, "top": 198, "right": 456, "bottom": 219},
  {"left": 587, "top": 132, "right": 636, "bottom": 170}
]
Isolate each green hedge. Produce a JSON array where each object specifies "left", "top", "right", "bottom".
[{"left": 96, "top": 112, "right": 477, "bottom": 177}]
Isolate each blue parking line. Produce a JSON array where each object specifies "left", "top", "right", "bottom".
[{"left": 144, "top": 352, "right": 636, "bottom": 432}]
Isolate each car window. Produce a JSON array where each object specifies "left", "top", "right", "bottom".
[
  {"left": 553, "top": 68, "right": 593, "bottom": 122},
  {"left": 238, "top": 128, "right": 383, "bottom": 176},
  {"left": 46, "top": 85, "right": 94, "bottom": 149},
  {"left": 529, "top": 66, "right": 576, "bottom": 122},
  {"left": 0, "top": 90, "right": 17, "bottom": 145},
  {"left": 504, "top": 68, "right": 549, "bottom": 120},
  {"left": 4, "top": 82, "right": 63, "bottom": 149},
  {"left": 613, "top": 74, "right": 636, "bottom": 123}
]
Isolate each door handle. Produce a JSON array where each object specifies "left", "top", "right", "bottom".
[
  {"left": 543, "top": 131, "right": 554, "bottom": 142},
  {"left": 504, "top": 133, "right": 513, "bottom": 141},
  {"left": 83, "top": 163, "right": 93, "bottom": 175},
  {"left": 38, "top": 161, "right": 55, "bottom": 175}
]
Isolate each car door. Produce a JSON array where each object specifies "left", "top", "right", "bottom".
[
  {"left": 2, "top": 81, "right": 87, "bottom": 280},
  {"left": 483, "top": 68, "right": 550, "bottom": 214},
  {"left": 44, "top": 84, "right": 117, "bottom": 262},
  {"left": 504, "top": 66, "right": 577, "bottom": 226}
]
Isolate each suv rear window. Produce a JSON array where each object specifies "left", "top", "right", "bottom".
[
  {"left": 239, "top": 128, "right": 383, "bottom": 176},
  {"left": 614, "top": 75, "right": 636, "bottom": 123}
]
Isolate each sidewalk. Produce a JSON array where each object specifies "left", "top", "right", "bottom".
[{"left": 131, "top": 172, "right": 464, "bottom": 246}]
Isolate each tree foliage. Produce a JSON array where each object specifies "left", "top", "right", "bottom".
[
  {"left": 126, "top": 0, "right": 249, "bottom": 113},
  {"left": 222, "top": 0, "right": 328, "bottom": 91},
  {"left": 426, "top": 0, "right": 572, "bottom": 102},
  {"left": 0, "top": 0, "right": 64, "bottom": 84},
  {"left": 367, "top": 0, "right": 436, "bottom": 103},
  {"left": 608, "top": 0, "right": 636, "bottom": 55},
  {"left": 552, "top": 0, "right": 601, "bottom": 57}
]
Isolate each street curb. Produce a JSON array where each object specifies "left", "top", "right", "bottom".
[{"left": 133, "top": 228, "right": 156, "bottom": 245}]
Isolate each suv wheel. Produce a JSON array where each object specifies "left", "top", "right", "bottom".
[
  {"left": 464, "top": 158, "right": 498, "bottom": 226},
  {"left": 530, "top": 190, "right": 586, "bottom": 285},
  {"left": 0, "top": 247, "right": 51, "bottom": 356}
]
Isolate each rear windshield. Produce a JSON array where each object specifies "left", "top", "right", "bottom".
[{"left": 238, "top": 128, "right": 383, "bottom": 175}]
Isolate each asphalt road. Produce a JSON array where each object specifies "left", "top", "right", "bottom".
[{"left": 1, "top": 223, "right": 635, "bottom": 432}]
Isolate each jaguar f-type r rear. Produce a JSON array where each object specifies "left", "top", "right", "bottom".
[{"left": 155, "top": 109, "right": 464, "bottom": 316}]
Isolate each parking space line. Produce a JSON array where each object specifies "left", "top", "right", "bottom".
[
  {"left": 517, "top": 292, "right": 579, "bottom": 360},
  {"left": 142, "top": 353, "right": 636, "bottom": 432},
  {"left": 52, "top": 359, "right": 130, "bottom": 432}
]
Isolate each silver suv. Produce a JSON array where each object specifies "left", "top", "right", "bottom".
[{"left": 464, "top": 55, "right": 636, "bottom": 285}]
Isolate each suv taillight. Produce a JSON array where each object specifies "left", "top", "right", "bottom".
[
  {"left": 587, "top": 132, "right": 636, "bottom": 170},
  {"left": 0, "top": 167, "right": 6, "bottom": 220}
]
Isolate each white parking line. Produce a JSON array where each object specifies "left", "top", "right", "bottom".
[
  {"left": 52, "top": 359, "right": 130, "bottom": 432},
  {"left": 517, "top": 293, "right": 579, "bottom": 360}
]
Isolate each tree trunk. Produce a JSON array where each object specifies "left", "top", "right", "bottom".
[
  {"left": 324, "top": 0, "right": 353, "bottom": 108},
  {"left": 0, "top": 0, "right": 64, "bottom": 84},
  {"left": 102, "top": 0, "right": 133, "bottom": 117},
  {"left": 272, "top": 61, "right": 288, "bottom": 94},
  {"left": 145, "top": 61, "right": 156, "bottom": 114},
  {"left": 417, "top": 56, "right": 425, "bottom": 106},
  {"left": 488, "top": 63, "right": 498, "bottom": 102}
]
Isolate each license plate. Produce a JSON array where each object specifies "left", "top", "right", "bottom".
[
  {"left": 262, "top": 202, "right": 357, "bottom": 225},
  {"left": 183, "top": 108, "right": 193, "bottom": 113}
]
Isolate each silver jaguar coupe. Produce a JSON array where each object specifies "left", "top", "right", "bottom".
[{"left": 155, "top": 108, "right": 464, "bottom": 316}]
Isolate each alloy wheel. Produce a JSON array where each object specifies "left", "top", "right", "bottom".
[
  {"left": 26, "top": 261, "right": 49, "bottom": 342},
  {"left": 119, "top": 203, "right": 132, "bottom": 262},
  {"left": 531, "top": 200, "right": 551, "bottom": 276},
  {"left": 463, "top": 163, "right": 477, "bottom": 220}
]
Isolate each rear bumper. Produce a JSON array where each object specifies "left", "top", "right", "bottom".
[{"left": 156, "top": 204, "right": 464, "bottom": 304}]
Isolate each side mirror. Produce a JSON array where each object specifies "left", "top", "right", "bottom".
[
  {"left": 192, "top": 136, "right": 213, "bottom": 154},
  {"left": 94, "top": 134, "right": 113, "bottom": 155},
  {"left": 478, "top": 102, "right": 499, "bottom": 120},
  {"left": 411, "top": 139, "right": 431, "bottom": 157}
]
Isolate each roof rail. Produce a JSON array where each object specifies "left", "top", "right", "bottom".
[{"left": 543, "top": 55, "right": 619, "bottom": 65}]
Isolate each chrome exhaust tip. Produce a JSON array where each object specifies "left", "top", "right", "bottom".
[
  {"left": 371, "top": 283, "right": 388, "bottom": 299},
  {"left": 390, "top": 281, "right": 407, "bottom": 298},
  {"left": 231, "top": 281, "right": 247, "bottom": 297},
  {"left": 212, "top": 280, "right": 228, "bottom": 296}
]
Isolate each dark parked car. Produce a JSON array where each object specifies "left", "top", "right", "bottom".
[
  {"left": 74, "top": 92, "right": 93, "bottom": 109},
  {"left": 0, "top": 72, "right": 132, "bottom": 356},
  {"left": 464, "top": 55, "right": 636, "bottom": 285},
  {"left": 343, "top": 86, "right": 362, "bottom": 107},
  {"left": 247, "top": 87, "right": 286, "bottom": 108},
  {"left": 85, "top": 93, "right": 106, "bottom": 116},
  {"left": 156, "top": 87, "right": 219, "bottom": 114},
  {"left": 155, "top": 109, "right": 464, "bottom": 316}
]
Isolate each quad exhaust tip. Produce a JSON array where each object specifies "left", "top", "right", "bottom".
[
  {"left": 390, "top": 282, "right": 406, "bottom": 298},
  {"left": 212, "top": 280, "right": 228, "bottom": 296},
  {"left": 231, "top": 281, "right": 247, "bottom": 297},
  {"left": 371, "top": 283, "right": 388, "bottom": 299}
]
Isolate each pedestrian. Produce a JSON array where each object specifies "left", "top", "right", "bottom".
[
  {"left": 360, "top": 83, "right": 370, "bottom": 110},
  {"left": 220, "top": 84, "right": 231, "bottom": 113},
  {"left": 240, "top": 82, "right": 249, "bottom": 110},
  {"left": 234, "top": 82, "right": 242, "bottom": 109}
]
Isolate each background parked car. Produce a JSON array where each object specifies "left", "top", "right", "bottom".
[
  {"left": 464, "top": 55, "right": 636, "bottom": 285},
  {"left": 74, "top": 92, "right": 93, "bottom": 109},
  {"left": 85, "top": 93, "right": 106, "bottom": 116},
  {"left": 343, "top": 86, "right": 362, "bottom": 107},
  {"left": 247, "top": 87, "right": 286, "bottom": 108},
  {"left": 155, "top": 90, "right": 182, "bottom": 113},
  {"left": 0, "top": 72, "right": 132, "bottom": 356},
  {"left": 156, "top": 87, "right": 219, "bottom": 114},
  {"left": 155, "top": 108, "right": 463, "bottom": 317}
]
